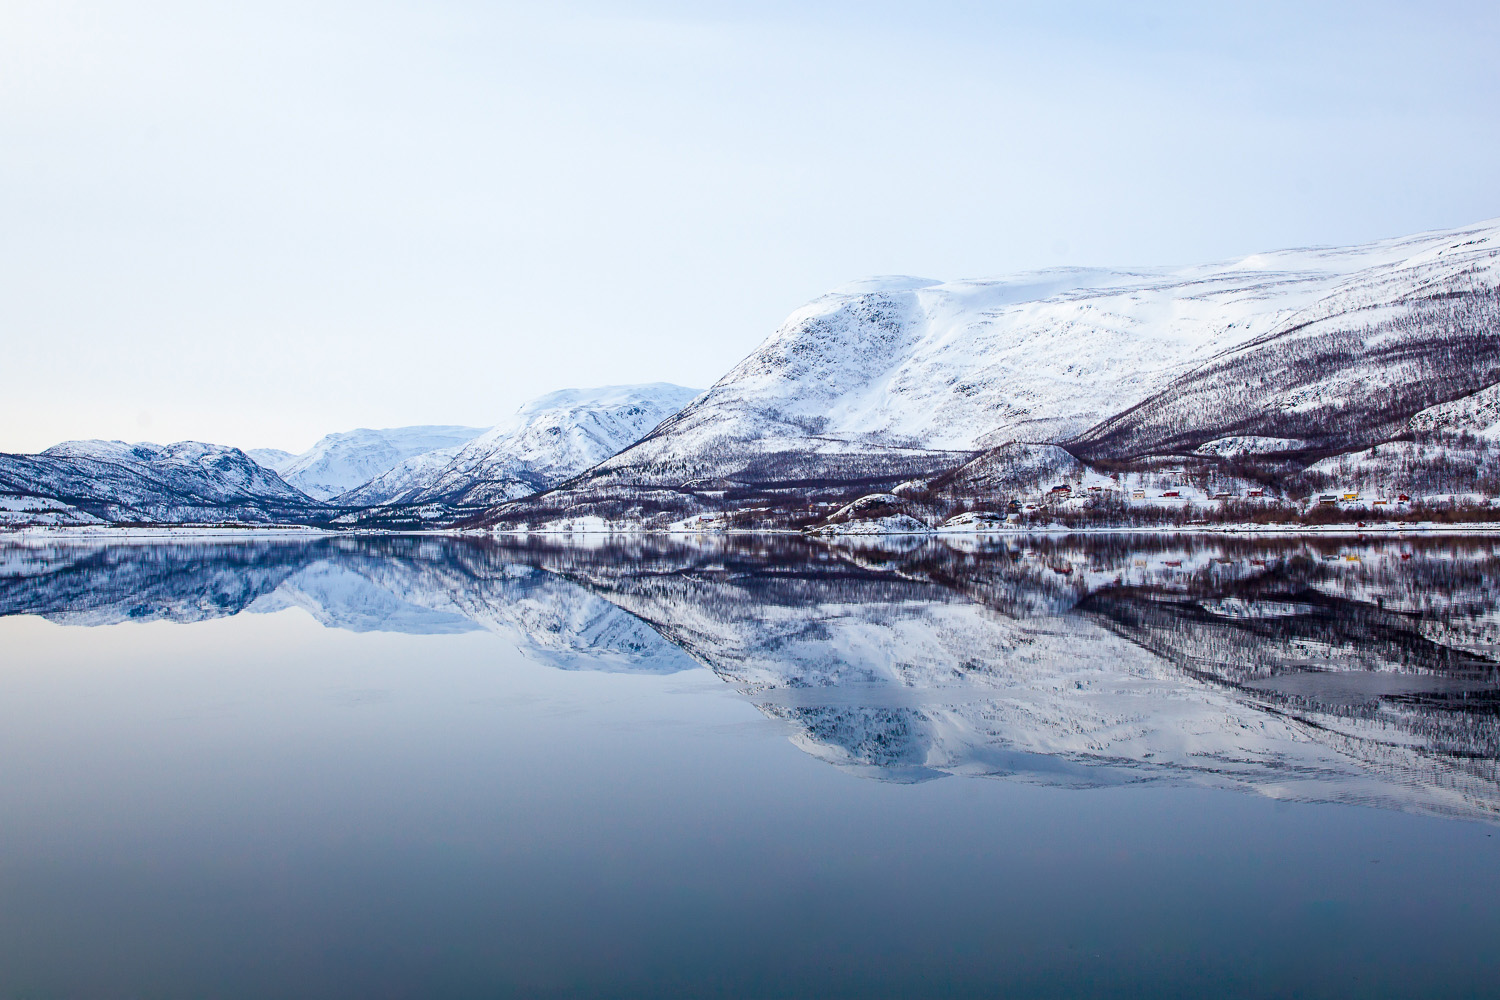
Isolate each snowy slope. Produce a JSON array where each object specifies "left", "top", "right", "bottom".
[
  {"left": 579, "top": 220, "right": 1500, "bottom": 489},
  {"left": 405, "top": 384, "right": 701, "bottom": 506},
  {"left": 1072, "top": 226, "right": 1500, "bottom": 460},
  {"left": 274, "top": 425, "right": 485, "bottom": 500},
  {"left": 246, "top": 447, "right": 295, "bottom": 471},
  {"left": 1408, "top": 381, "right": 1500, "bottom": 438},
  {"left": 335, "top": 443, "right": 468, "bottom": 506}
]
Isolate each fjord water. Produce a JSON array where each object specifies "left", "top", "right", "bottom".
[{"left": 2, "top": 535, "right": 1499, "bottom": 998}]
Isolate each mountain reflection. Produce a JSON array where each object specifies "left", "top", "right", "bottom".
[{"left": 4, "top": 532, "right": 1499, "bottom": 820}]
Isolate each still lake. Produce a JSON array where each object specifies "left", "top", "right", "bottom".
[{"left": 2, "top": 532, "right": 1499, "bottom": 998}]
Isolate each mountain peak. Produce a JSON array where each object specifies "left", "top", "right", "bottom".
[
  {"left": 335, "top": 384, "right": 701, "bottom": 508},
  {"left": 271, "top": 425, "right": 487, "bottom": 500}
]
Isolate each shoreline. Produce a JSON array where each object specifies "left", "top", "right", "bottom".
[
  {"left": 8, "top": 522, "right": 1500, "bottom": 541},
  {"left": 0, "top": 525, "right": 341, "bottom": 542}
]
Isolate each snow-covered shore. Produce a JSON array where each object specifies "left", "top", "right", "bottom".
[
  {"left": 9, "top": 519, "right": 1500, "bottom": 543},
  {"left": 2, "top": 524, "right": 336, "bottom": 541}
]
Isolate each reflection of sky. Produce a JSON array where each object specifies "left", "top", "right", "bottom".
[{"left": 3, "top": 609, "right": 1500, "bottom": 997}]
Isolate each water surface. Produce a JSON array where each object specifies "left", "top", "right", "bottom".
[{"left": 2, "top": 533, "right": 1499, "bottom": 997}]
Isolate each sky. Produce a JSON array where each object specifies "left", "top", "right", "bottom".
[{"left": 2, "top": 0, "right": 1497, "bottom": 453}]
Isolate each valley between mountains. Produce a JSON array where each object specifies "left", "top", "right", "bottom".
[{"left": 6, "top": 218, "right": 1500, "bottom": 534}]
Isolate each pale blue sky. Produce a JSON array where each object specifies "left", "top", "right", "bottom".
[{"left": 3, "top": 0, "right": 1497, "bottom": 452}]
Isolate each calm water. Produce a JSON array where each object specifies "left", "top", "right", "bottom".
[{"left": 2, "top": 533, "right": 1499, "bottom": 998}]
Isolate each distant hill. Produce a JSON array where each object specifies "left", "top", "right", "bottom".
[
  {"left": 0, "top": 440, "right": 321, "bottom": 526},
  {"left": 261, "top": 425, "right": 486, "bottom": 500}
]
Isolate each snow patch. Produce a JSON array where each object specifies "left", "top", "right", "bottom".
[
  {"left": 811, "top": 513, "right": 933, "bottom": 535},
  {"left": 1194, "top": 436, "right": 1310, "bottom": 457}
]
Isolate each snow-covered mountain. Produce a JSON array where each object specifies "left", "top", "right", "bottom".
[
  {"left": 334, "top": 443, "right": 468, "bottom": 506},
  {"left": 634, "top": 222, "right": 1499, "bottom": 471},
  {"left": 245, "top": 447, "right": 295, "bottom": 469},
  {"left": 0, "top": 440, "right": 322, "bottom": 526},
  {"left": 476, "top": 218, "right": 1500, "bottom": 528},
  {"left": 382, "top": 384, "right": 700, "bottom": 507},
  {"left": 265, "top": 425, "right": 486, "bottom": 500}
]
